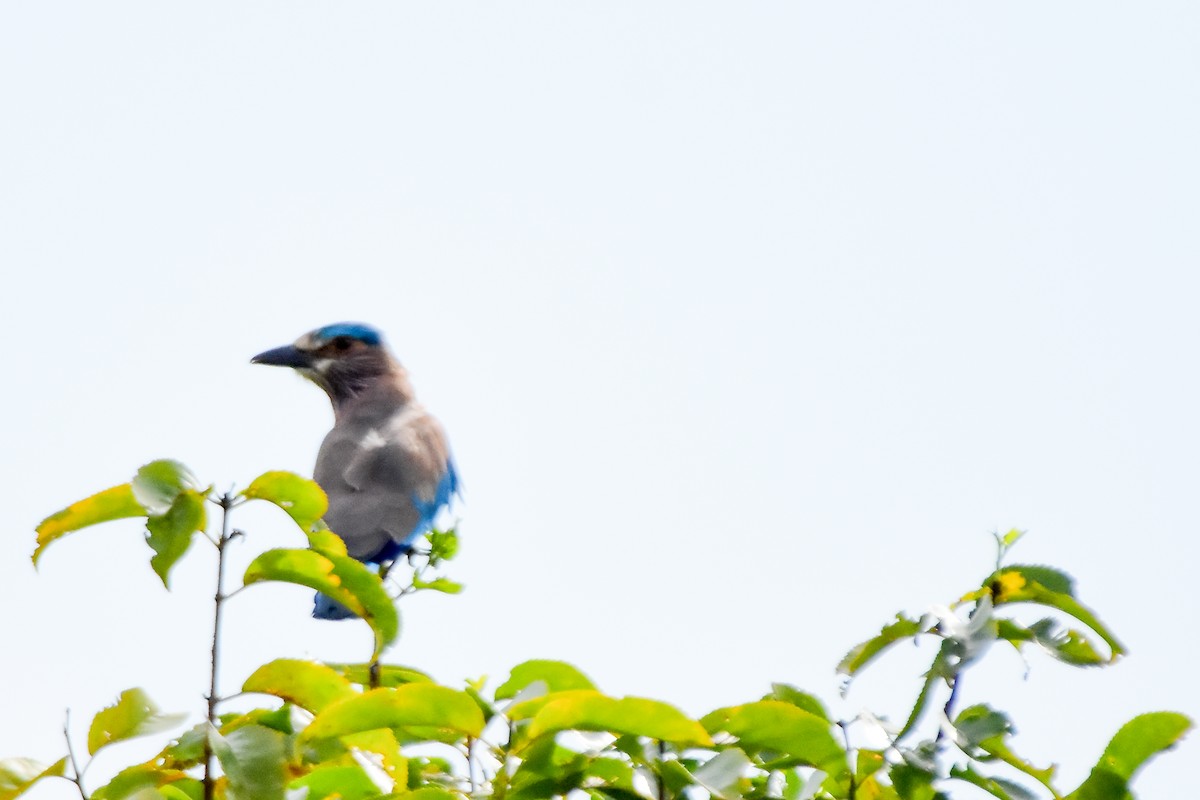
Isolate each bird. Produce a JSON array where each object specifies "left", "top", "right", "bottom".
[{"left": 251, "top": 322, "right": 459, "bottom": 620}]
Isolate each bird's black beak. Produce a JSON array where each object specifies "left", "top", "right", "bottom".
[{"left": 251, "top": 344, "right": 311, "bottom": 368}]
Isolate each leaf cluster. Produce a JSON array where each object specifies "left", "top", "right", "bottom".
[{"left": 4, "top": 472, "right": 1191, "bottom": 800}]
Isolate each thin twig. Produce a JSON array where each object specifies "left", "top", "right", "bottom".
[
  {"left": 656, "top": 740, "right": 667, "bottom": 800},
  {"left": 466, "top": 735, "right": 478, "bottom": 795},
  {"left": 203, "top": 493, "right": 235, "bottom": 800},
  {"left": 391, "top": 547, "right": 436, "bottom": 598},
  {"left": 368, "top": 642, "right": 382, "bottom": 690},
  {"left": 838, "top": 720, "right": 856, "bottom": 800},
  {"left": 214, "top": 691, "right": 248, "bottom": 706},
  {"left": 63, "top": 711, "right": 88, "bottom": 800},
  {"left": 934, "top": 673, "right": 962, "bottom": 749}
]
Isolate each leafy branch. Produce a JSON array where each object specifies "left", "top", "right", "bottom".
[{"left": 3, "top": 472, "right": 1189, "bottom": 800}]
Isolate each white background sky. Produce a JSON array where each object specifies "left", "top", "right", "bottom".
[{"left": 2, "top": 3, "right": 1197, "bottom": 798}]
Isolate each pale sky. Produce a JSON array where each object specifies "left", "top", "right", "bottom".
[{"left": 2, "top": 3, "right": 1197, "bottom": 798}]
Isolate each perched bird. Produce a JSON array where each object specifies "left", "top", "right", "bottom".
[{"left": 252, "top": 322, "right": 459, "bottom": 619}]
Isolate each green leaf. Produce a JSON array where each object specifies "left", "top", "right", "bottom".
[
  {"left": 373, "top": 790, "right": 462, "bottom": 800},
  {"left": 88, "top": 688, "right": 187, "bottom": 755},
  {"left": 464, "top": 681, "right": 496, "bottom": 723},
  {"left": 701, "top": 701, "right": 842, "bottom": 774},
  {"left": 338, "top": 728, "right": 408, "bottom": 785},
  {"left": 411, "top": 576, "right": 464, "bottom": 594},
  {"left": 158, "top": 782, "right": 202, "bottom": 800},
  {"left": 586, "top": 757, "right": 637, "bottom": 793},
  {"left": 1000, "top": 529, "right": 1025, "bottom": 549},
  {"left": 158, "top": 725, "right": 207, "bottom": 770},
  {"left": 1027, "top": 619, "right": 1106, "bottom": 666},
  {"left": 288, "top": 765, "right": 382, "bottom": 800},
  {"left": 955, "top": 705, "right": 1012, "bottom": 748},
  {"left": 219, "top": 707, "right": 294, "bottom": 736},
  {"left": 243, "top": 548, "right": 399, "bottom": 658},
  {"left": 965, "top": 714, "right": 1056, "bottom": 793},
  {"left": 325, "top": 663, "right": 434, "bottom": 688},
  {"left": 692, "top": 748, "right": 752, "bottom": 799},
  {"left": 301, "top": 685, "right": 485, "bottom": 743},
  {"left": 989, "top": 569, "right": 1125, "bottom": 661},
  {"left": 145, "top": 491, "right": 206, "bottom": 587},
  {"left": 131, "top": 460, "right": 201, "bottom": 516},
  {"left": 856, "top": 750, "right": 886, "bottom": 781},
  {"left": 240, "top": 471, "right": 328, "bottom": 531},
  {"left": 504, "top": 737, "right": 589, "bottom": 800},
  {"left": 33, "top": 484, "right": 145, "bottom": 565},
  {"left": 1098, "top": 711, "right": 1191, "bottom": 779},
  {"left": 889, "top": 763, "right": 937, "bottom": 800},
  {"left": 510, "top": 690, "right": 712, "bottom": 748},
  {"left": 1069, "top": 712, "right": 1192, "bottom": 799},
  {"left": 768, "top": 684, "right": 829, "bottom": 721},
  {"left": 306, "top": 523, "right": 349, "bottom": 557},
  {"left": 211, "top": 724, "right": 289, "bottom": 800},
  {"left": 895, "top": 644, "right": 952, "bottom": 742},
  {"left": 658, "top": 760, "right": 695, "bottom": 795},
  {"left": 242, "top": 659, "right": 356, "bottom": 713},
  {"left": 837, "top": 613, "right": 926, "bottom": 679},
  {"left": 949, "top": 764, "right": 1037, "bottom": 800},
  {"left": 495, "top": 660, "right": 598, "bottom": 700},
  {"left": 995, "top": 565, "right": 1075, "bottom": 596},
  {"left": 0, "top": 757, "right": 67, "bottom": 800},
  {"left": 782, "top": 768, "right": 804, "bottom": 800},
  {"left": 427, "top": 529, "right": 459, "bottom": 562},
  {"left": 92, "top": 765, "right": 193, "bottom": 800}
]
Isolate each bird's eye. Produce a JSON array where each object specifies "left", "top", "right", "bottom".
[{"left": 332, "top": 336, "right": 353, "bottom": 351}]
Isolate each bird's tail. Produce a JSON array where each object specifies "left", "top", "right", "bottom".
[{"left": 313, "top": 592, "right": 358, "bottom": 620}]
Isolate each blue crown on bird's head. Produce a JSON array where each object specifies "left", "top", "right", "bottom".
[{"left": 311, "top": 322, "right": 383, "bottom": 348}]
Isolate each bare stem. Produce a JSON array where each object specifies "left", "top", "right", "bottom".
[
  {"left": 369, "top": 645, "right": 381, "bottom": 689},
  {"left": 203, "top": 493, "right": 235, "bottom": 800},
  {"left": 934, "top": 673, "right": 963, "bottom": 750},
  {"left": 838, "top": 720, "right": 856, "bottom": 800},
  {"left": 466, "top": 735, "right": 478, "bottom": 795},
  {"left": 656, "top": 740, "right": 667, "bottom": 800},
  {"left": 63, "top": 711, "right": 88, "bottom": 800}
]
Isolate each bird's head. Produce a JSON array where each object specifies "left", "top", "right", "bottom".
[{"left": 252, "top": 322, "right": 399, "bottom": 403}]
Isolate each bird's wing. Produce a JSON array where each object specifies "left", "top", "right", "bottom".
[{"left": 317, "top": 407, "right": 456, "bottom": 562}]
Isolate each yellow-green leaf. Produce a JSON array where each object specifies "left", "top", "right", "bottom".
[
  {"left": 131, "top": 460, "right": 201, "bottom": 516},
  {"left": 288, "top": 765, "right": 381, "bottom": 800},
  {"left": 510, "top": 690, "right": 711, "bottom": 748},
  {"left": 241, "top": 471, "right": 328, "bottom": 531},
  {"left": 370, "top": 790, "right": 462, "bottom": 800},
  {"left": 211, "top": 724, "right": 288, "bottom": 800},
  {"left": 340, "top": 729, "right": 408, "bottom": 785},
  {"left": 34, "top": 484, "right": 145, "bottom": 565},
  {"left": 306, "top": 522, "right": 349, "bottom": 557},
  {"left": 990, "top": 568, "right": 1125, "bottom": 662},
  {"left": 837, "top": 614, "right": 927, "bottom": 678},
  {"left": 495, "top": 660, "right": 597, "bottom": 700},
  {"left": 91, "top": 764, "right": 194, "bottom": 800},
  {"left": 325, "top": 663, "right": 433, "bottom": 688},
  {"left": 88, "top": 689, "right": 186, "bottom": 755},
  {"left": 301, "top": 685, "right": 484, "bottom": 743},
  {"left": 410, "top": 576, "right": 463, "bottom": 594},
  {"left": 242, "top": 659, "right": 356, "bottom": 713},
  {"left": 701, "top": 700, "right": 844, "bottom": 773},
  {"left": 0, "top": 757, "right": 67, "bottom": 800},
  {"left": 243, "top": 548, "right": 398, "bottom": 659},
  {"left": 145, "top": 491, "right": 206, "bottom": 587},
  {"left": 1070, "top": 712, "right": 1192, "bottom": 799}
]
